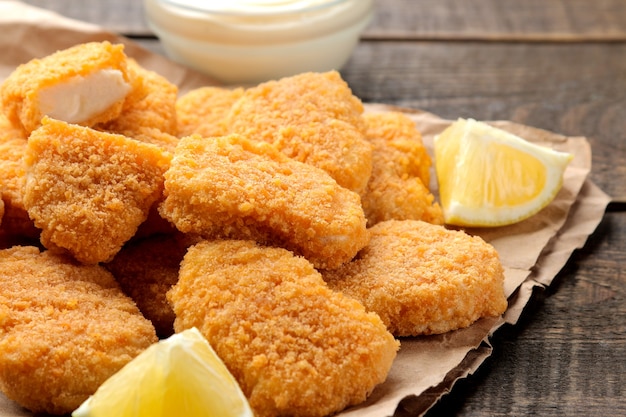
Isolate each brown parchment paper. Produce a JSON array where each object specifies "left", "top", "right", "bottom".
[{"left": 0, "top": 2, "right": 612, "bottom": 416}]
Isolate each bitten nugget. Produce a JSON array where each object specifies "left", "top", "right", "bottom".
[
  {"left": 0, "top": 114, "right": 38, "bottom": 238},
  {"left": 168, "top": 240, "right": 399, "bottom": 417},
  {"left": 226, "top": 71, "right": 372, "bottom": 193},
  {"left": 159, "top": 134, "right": 369, "bottom": 269},
  {"left": 0, "top": 246, "right": 157, "bottom": 415},
  {"left": 1, "top": 41, "right": 131, "bottom": 134},
  {"left": 176, "top": 86, "right": 245, "bottom": 138},
  {"left": 98, "top": 59, "right": 179, "bottom": 153},
  {"left": 323, "top": 220, "right": 508, "bottom": 336},
  {"left": 24, "top": 118, "right": 171, "bottom": 264},
  {"left": 360, "top": 112, "right": 443, "bottom": 226},
  {"left": 105, "top": 233, "right": 197, "bottom": 338}
]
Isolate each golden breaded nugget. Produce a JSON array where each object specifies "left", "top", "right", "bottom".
[
  {"left": 159, "top": 133, "right": 369, "bottom": 269},
  {"left": 0, "top": 114, "right": 39, "bottom": 238},
  {"left": 126, "top": 127, "right": 180, "bottom": 154},
  {"left": 24, "top": 118, "right": 171, "bottom": 264},
  {"left": 98, "top": 59, "right": 179, "bottom": 152},
  {"left": 323, "top": 220, "right": 507, "bottom": 336},
  {"left": 360, "top": 112, "right": 444, "bottom": 226},
  {"left": 107, "top": 59, "right": 178, "bottom": 134},
  {"left": 0, "top": 113, "right": 26, "bottom": 206},
  {"left": 226, "top": 71, "right": 372, "bottom": 193},
  {"left": 0, "top": 246, "right": 157, "bottom": 415},
  {"left": 105, "top": 233, "right": 197, "bottom": 338},
  {"left": 176, "top": 86, "right": 244, "bottom": 138},
  {"left": 1, "top": 41, "right": 131, "bottom": 134},
  {"left": 365, "top": 111, "right": 431, "bottom": 188},
  {"left": 168, "top": 239, "right": 399, "bottom": 417}
]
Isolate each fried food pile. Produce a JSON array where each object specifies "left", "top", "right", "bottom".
[{"left": 0, "top": 42, "right": 507, "bottom": 416}]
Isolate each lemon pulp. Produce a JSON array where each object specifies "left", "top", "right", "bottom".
[
  {"left": 434, "top": 118, "right": 573, "bottom": 227},
  {"left": 72, "top": 327, "right": 253, "bottom": 417}
]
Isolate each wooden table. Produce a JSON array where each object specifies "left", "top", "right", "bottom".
[{"left": 20, "top": 1, "right": 626, "bottom": 415}]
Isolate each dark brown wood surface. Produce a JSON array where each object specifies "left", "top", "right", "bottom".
[{"left": 19, "top": 1, "right": 626, "bottom": 416}]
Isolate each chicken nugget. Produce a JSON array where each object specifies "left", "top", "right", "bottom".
[
  {"left": 168, "top": 239, "right": 399, "bottom": 417},
  {"left": 24, "top": 117, "right": 171, "bottom": 264},
  {"left": 159, "top": 133, "right": 368, "bottom": 269},
  {"left": 105, "top": 232, "right": 197, "bottom": 338},
  {"left": 226, "top": 71, "right": 372, "bottom": 193},
  {"left": 365, "top": 111, "right": 431, "bottom": 185},
  {"left": 322, "top": 220, "right": 508, "bottom": 336},
  {"left": 360, "top": 112, "right": 443, "bottom": 227},
  {"left": 125, "top": 127, "right": 180, "bottom": 154},
  {"left": 0, "top": 114, "right": 39, "bottom": 239},
  {"left": 1, "top": 41, "right": 131, "bottom": 134},
  {"left": 176, "top": 86, "right": 245, "bottom": 138},
  {"left": 98, "top": 59, "right": 179, "bottom": 152},
  {"left": 0, "top": 246, "right": 157, "bottom": 415}
]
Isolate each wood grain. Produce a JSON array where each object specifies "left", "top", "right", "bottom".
[
  {"left": 22, "top": 0, "right": 149, "bottom": 35},
  {"left": 368, "top": 0, "right": 626, "bottom": 41},
  {"left": 20, "top": 0, "right": 626, "bottom": 41}
]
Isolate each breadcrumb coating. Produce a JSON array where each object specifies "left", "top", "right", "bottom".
[
  {"left": 360, "top": 112, "right": 443, "bottom": 226},
  {"left": 98, "top": 59, "right": 179, "bottom": 152},
  {"left": 226, "top": 71, "right": 372, "bottom": 193},
  {"left": 323, "top": 220, "right": 507, "bottom": 336},
  {"left": 0, "top": 246, "right": 157, "bottom": 415},
  {"left": 0, "top": 113, "right": 26, "bottom": 208},
  {"left": 365, "top": 111, "right": 432, "bottom": 186},
  {"left": 105, "top": 233, "right": 197, "bottom": 338},
  {"left": 0, "top": 114, "right": 38, "bottom": 238},
  {"left": 176, "top": 86, "right": 245, "bottom": 138},
  {"left": 23, "top": 118, "right": 171, "bottom": 264},
  {"left": 159, "top": 133, "right": 369, "bottom": 269},
  {"left": 1, "top": 41, "right": 130, "bottom": 134},
  {"left": 168, "top": 239, "right": 399, "bottom": 417}
]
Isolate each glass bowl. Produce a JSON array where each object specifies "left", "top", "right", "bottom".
[{"left": 143, "top": 0, "right": 374, "bottom": 85}]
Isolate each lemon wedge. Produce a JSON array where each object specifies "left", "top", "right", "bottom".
[
  {"left": 434, "top": 118, "right": 573, "bottom": 227},
  {"left": 72, "top": 327, "right": 253, "bottom": 417}
]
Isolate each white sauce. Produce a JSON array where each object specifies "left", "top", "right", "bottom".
[
  {"left": 164, "top": 0, "right": 344, "bottom": 14},
  {"left": 147, "top": 0, "right": 372, "bottom": 44},
  {"left": 143, "top": 0, "right": 373, "bottom": 84},
  {"left": 38, "top": 69, "right": 131, "bottom": 124}
]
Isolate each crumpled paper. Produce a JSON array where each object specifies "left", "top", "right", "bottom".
[{"left": 0, "top": 2, "right": 612, "bottom": 416}]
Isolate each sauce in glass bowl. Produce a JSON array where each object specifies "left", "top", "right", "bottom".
[{"left": 143, "top": 0, "right": 374, "bottom": 85}]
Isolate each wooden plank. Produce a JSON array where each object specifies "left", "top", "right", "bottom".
[
  {"left": 20, "top": 0, "right": 626, "bottom": 41},
  {"left": 368, "top": 0, "right": 626, "bottom": 41},
  {"left": 21, "top": 0, "right": 149, "bottom": 35}
]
